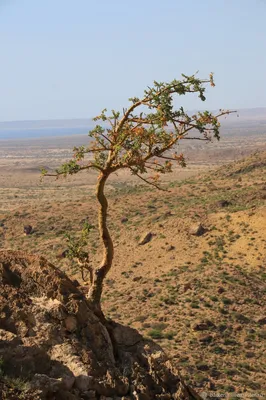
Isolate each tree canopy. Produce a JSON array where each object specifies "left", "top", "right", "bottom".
[{"left": 43, "top": 73, "right": 230, "bottom": 188}]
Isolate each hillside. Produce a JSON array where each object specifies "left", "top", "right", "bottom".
[
  {"left": 1, "top": 250, "right": 199, "bottom": 400},
  {"left": 0, "top": 150, "right": 266, "bottom": 396}
]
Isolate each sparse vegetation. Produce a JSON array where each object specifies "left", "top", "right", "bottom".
[
  {"left": 43, "top": 73, "right": 232, "bottom": 315},
  {"left": 1, "top": 127, "right": 266, "bottom": 394}
]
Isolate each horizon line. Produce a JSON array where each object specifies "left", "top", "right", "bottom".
[{"left": 1, "top": 106, "right": 266, "bottom": 125}]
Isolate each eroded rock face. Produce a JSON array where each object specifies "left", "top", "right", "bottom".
[{"left": 0, "top": 250, "right": 199, "bottom": 400}]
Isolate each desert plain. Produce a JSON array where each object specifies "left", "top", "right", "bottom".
[{"left": 0, "top": 116, "right": 266, "bottom": 396}]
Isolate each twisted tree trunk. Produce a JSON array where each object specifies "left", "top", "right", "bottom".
[{"left": 88, "top": 171, "right": 113, "bottom": 315}]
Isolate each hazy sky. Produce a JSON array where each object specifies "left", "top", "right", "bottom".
[{"left": 1, "top": 0, "right": 266, "bottom": 121}]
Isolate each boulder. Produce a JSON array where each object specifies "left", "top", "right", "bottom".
[
  {"left": 189, "top": 224, "right": 206, "bottom": 236},
  {"left": 192, "top": 320, "right": 215, "bottom": 331},
  {"left": 24, "top": 225, "right": 33, "bottom": 235},
  {"left": 216, "top": 200, "right": 231, "bottom": 208},
  {"left": 255, "top": 316, "right": 266, "bottom": 325},
  {"left": 138, "top": 232, "right": 153, "bottom": 245},
  {"left": 30, "top": 374, "right": 63, "bottom": 394},
  {"left": 56, "top": 249, "right": 69, "bottom": 259},
  {"left": 166, "top": 245, "right": 175, "bottom": 251},
  {"left": 235, "top": 313, "right": 250, "bottom": 324},
  {"left": 197, "top": 334, "right": 213, "bottom": 344},
  {"left": 64, "top": 315, "right": 78, "bottom": 332}
]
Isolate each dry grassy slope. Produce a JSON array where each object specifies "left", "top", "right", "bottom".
[{"left": 0, "top": 151, "right": 266, "bottom": 396}]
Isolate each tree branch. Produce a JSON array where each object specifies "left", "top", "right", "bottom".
[
  {"left": 129, "top": 167, "right": 169, "bottom": 192},
  {"left": 43, "top": 163, "right": 103, "bottom": 177},
  {"left": 99, "top": 132, "right": 114, "bottom": 145},
  {"left": 115, "top": 77, "right": 209, "bottom": 136},
  {"left": 87, "top": 147, "right": 110, "bottom": 152}
]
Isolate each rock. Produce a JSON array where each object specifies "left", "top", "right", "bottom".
[
  {"left": 56, "top": 249, "right": 69, "bottom": 259},
  {"left": 189, "top": 224, "right": 205, "bottom": 236},
  {"left": 197, "top": 334, "right": 213, "bottom": 344},
  {"left": 245, "top": 352, "right": 256, "bottom": 358},
  {"left": 209, "top": 369, "right": 221, "bottom": 378},
  {"left": 61, "top": 375, "right": 76, "bottom": 390},
  {"left": 255, "top": 316, "right": 266, "bottom": 325},
  {"left": 218, "top": 324, "right": 227, "bottom": 333},
  {"left": 100, "top": 397, "right": 115, "bottom": 400},
  {"left": 217, "top": 286, "right": 225, "bottom": 294},
  {"left": 61, "top": 249, "right": 69, "bottom": 258},
  {"left": 112, "top": 324, "right": 142, "bottom": 347},
  {"left": 83, "top": 391, "right": 97, "bottom": 399},
  {"left": 235, "top": 313, "right": 250, "bottom": 323},
  {"left": 138, "top": 232, "right": 153, "bottom": 245},
  {"left": 233, "top": 324, "right": 243, "bottom": 331},
  {"left": 136, "top": 394, "right": 154, "bottom": 400},
  {"left": 192, "top": 320, "right": 215, "bottom": 331},
  {"left": 183, "top": 282, "right": 192, "bottom": 292},
  {"left": 75, "top": 375, "right": 94, "bottom": 391},
  {"left": 58, "top": 391, "right": 80, "bottom": 400},
  {"left": 206, "top": 381, "right": 216, "bottom": 390},
  {"left": 24, "top": 225, "right": 33, "bottom": 235},
  {"left": 31, "top": 374, "right": 63, "bottom": 394},
  {"left": 132, "top": 276, "right": 142, "bottom": 282},
  {"left": 64, "top": 315, "right": 78, "bottom": 332},
  {"left": 166, "top": 245, "right": 175, "bottom": 251},
  {"left": 216, "top": 200, "right": 231, "bottom": 208},
  {"left": 0, "top": 329, "right": 21, "bottom": 345},
  {"left": 196, "top": 364, "right": 209, "bottom": 371},
  {"left": 0, "top": 250, "right": 199, "bottom": 400}
]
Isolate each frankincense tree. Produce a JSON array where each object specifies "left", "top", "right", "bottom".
[{"left": 43, "top": 73, "right": 233, "bottom": 316}]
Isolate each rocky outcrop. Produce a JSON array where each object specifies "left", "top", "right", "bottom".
[{"left": 0, "top": 250, "right": 200, "bottom": 400}]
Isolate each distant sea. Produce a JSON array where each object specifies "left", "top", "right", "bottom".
[
  {"left": 1, "top": 108, "right": 265, "bottom": 140},
  {"left": 0, "top": 127, "right": 92, "bottom": 140}
]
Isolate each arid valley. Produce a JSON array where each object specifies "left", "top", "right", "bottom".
[{"left": 0, "top": 119, "right": 266, "bottom": 397}]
